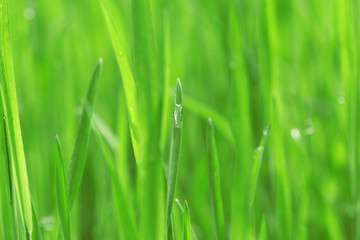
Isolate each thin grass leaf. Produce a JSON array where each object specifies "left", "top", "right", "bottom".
[
  {"left": 182, "top": 95, "right": 234, "bottom": 147},
  {"left": 175, "top": 199, "right": 198, "bottom": 240},
  {"left": 3, "top": 115, "right": 13, "bottom": 205},
  {"left": 0, "top": 0, "right": 32, "bottom": 237},
  {"left": 31, "top": 199, "right": 43, "bottom": 240},
  {"left": 182, "top": 201, "right": 191, "bottom": 240},
  {"left": 206, "top": 118, "right": 224, "bottom": 240},
  {"left": 100, "top": 1, "right": 142, "bottom": 163},
  {"left": 55, "top": 135, "right": 70, "bottom": 240},
  {"left": 166, "top": 78, "right": 183, "bottom": 235},
  {"left": 94, "top": 125, "right": 138, "bottom": 240},
  {"left": 67, "top": 58, "right": 102, "bottom": 208},
  {"left": 160, "top": 9, "right": 171, "bottom": 154},
  {"left": 249, "top": 124, "right": 271, "bottom": 209},
  {"left": 259, "top": 216, "right": 267, "bottom": 240}
]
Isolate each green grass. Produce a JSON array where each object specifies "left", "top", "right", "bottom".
[{"left": 1, "top": 0, "right": 359, "bottom": 239}]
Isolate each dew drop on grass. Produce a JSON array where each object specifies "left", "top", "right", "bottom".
[
  {"left": 40, "top": 216, "right": 55, "bottom": 231},
  {"left": 290, "top": 128, "right": 301, "bottom": 141},
  {"left": 174, "top": 103, "right": 182, "bottom": 128},
  {"left": 337, "top": 96, "right": 345, "bottom": 104},
  {"left": 23, "top": 7, "right": 36, "bottom": 20}
]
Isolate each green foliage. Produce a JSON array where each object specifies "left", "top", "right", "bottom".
[{"left": 0, "top": 0, "right": 359, "bottom": 239}]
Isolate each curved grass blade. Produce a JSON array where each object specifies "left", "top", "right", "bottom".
[
  {"left": 94, "top": 125, "right": 138, "bottom": 240},
  {"left": 182, "top": 95, "right": 234, "bottom": 147},
  {"left": 182, "top": 201, "right": 191, "bottom": 240},
  {"left": 206, "top": 118, "right": 224, "bottom": 240},
  {"left": 2, "top": 115, "right": 13, "bottom": 205},
  {"left": 100, "top": 1, "right": 142, "bottom": 163},
  {"left": 0, "top": 0, "right": 33, "bottom": 237},
  {"left": 175, "top": 199, "right": 198, "bottom": 240},
  {"left": 55, "top": 135, "right": 70, "bottom": 240},
  {"left": 166, "top": 78, "right": 183, "bottom": 234},
  {"left": 249, "top": 124, "right": 271, "bottom": 209},
  {"left": 67, "top": 58, "right": 103, "bottom": 208}
]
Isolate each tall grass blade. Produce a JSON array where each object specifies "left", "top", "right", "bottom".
[
  {"left": 55, "top": 135, "right": 70, "bottom": 240},
  {"left": 67, "top": 58, "right": 102, "bottom": 208},
  {"left": 249, "top": 124, "right": 271, "bottom": 209},
  {"left": 206, "top": 118, "right": 224, "bottom": 240},
  {"left": 0, "top": 0, "right": 33, "bottom": 237},
  {"left": 3, "top": 116, "right": 13, "bottom": 205},
  {"left": 100, "top": 1, "right": 142, "bottom": 162},
  {"left": 94, "top": 125, "right": 138, "bottom": 240},
  {"left": 259, "top": 216, "right": 267, "bottom": 240},
  {"left": 166, "top": 78, "right": 183, "bottom": 234},
  {"left": 182, "top": 201, "right": 191, "bottom": 240}
]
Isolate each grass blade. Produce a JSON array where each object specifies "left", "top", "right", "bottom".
[
  {"left": 55, "top": 135, "right": 70, "bottom": 240},
  {"left": 182, "top": 201, "right": 191, "bottom": 240},
  {"left": 206, "top": 118, "right": 224, "bottom": 240},
  {"left": 94, "top": 125, "right": 139, "bottom": 240},
  {"left": 249, "top": 124, "right": 271, "bottom": 209},
  {"left": 182, "top": 95, "right": 234, "bottom": 147},
  {"left": 0, "top": 0, "right": 32, "bottom": 236},
  {"left": 31, "top": 199, "right": 43, "bottom": 240},
  {"left": 100, "top": 1, "right": 142, "bottom": 163},
  {"left": 67, "top": 58, "right": 102, "bottom": 208},
  {"left": 166, "top": 78, "right": 183, "bottom": 234},
  {"left": 175, "top": 199, "right": 198, "bottom": 240},
  {"left": 259, "top": 216, "right": 267, "bottom": 240}
]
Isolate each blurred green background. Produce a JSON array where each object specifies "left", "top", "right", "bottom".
[{"left": 1, "top": 0, "right": 360, "bottom": 239}]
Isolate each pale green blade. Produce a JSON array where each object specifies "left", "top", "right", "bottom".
[
  {"left": 0, "top": 0, "right": 32, "bottom": 237},
  {"left": 182, "top": 201, "right": 191, "bottom": 240},
  {"left": 249, "top": 125, "right": 271, "bottom": 209},
  {"left": 166, "top": 78, "right": 183, "bottom": 235},
  {"left": 175, "top": 199, "right": 198, "bottom": 240},
  {"left": 55, "top": 135, "right": 71, "bottom": 240},
  {"left": 206, "top": 118, "right": 224, "bottom": 240},
  {"left": 67, "top": 58, "right": 103, "bottom": 208}
]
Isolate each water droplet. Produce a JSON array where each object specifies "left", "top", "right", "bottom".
[
  {"left": 290, "top": 128, "right": 301, "bottom": 141},
  {"left": 40, "top": 216, "right": 54, "bottom": 231},
  {"left": 23, "top": 7, "right": 35, "bottom": 20},
  {"left": 338, "top": 96, "right": 345, "bottom": 104},
  {"left": 305, "top": 126, "right": 314, "bottom": 135},
  {"left": 174, "top": 103, "right": 182, "bottom": 128}
]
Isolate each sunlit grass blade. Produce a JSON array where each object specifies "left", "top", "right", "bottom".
[
  {"left": 3, "top": 115, "right": 13, "bottom": 205},
  {"left": 249, "top": 124, "right": 271, "bottom": 209},
  {"left": 55, "top": 135, "right": 70, "bottom": 240},
  {"left": 183, "top": 95, "right": 234, "bottom": 147},
  {"left": 206, "top": 118, "right": 224, "bottom": 240},
  {"left": 182, "top": 201, "right": 191, "bottom": 240},
  {"left": 100, "top": 1, "right": 142, "bottom": 163},
  {"left": 0, "top": 0, "right": 32, "bottom": 237},
  {"left": 67, "top": 58, "right": 103, "bottom": 208},
  {"left": 166, "top": 78, "right": 183, "bottom": 235},
  {"left": 175, "top": 199, "right": 198, "bottom": 240},
  {"left": 94, "top": 125, "right": 138, "bottom": 239}
]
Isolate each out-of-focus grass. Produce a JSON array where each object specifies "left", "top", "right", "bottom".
[{"left": 1, "top": 0, "right": 359, "bottom": 239}]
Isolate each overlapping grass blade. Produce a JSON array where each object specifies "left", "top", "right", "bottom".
[
  {"left": 175, "top": 199, "right": 198, "bottom": 240},
  {"left": 55, "top": 135, "right": 70, "bottom": 240},
  {"left": 249, "top": 124, "right": 271, "bottom": 209},
  {"left": 166, "top": 78, "right": 183, "bottom": 235},
  {"left": 259, "top": 216, "right": 267, "bottom": 240},
  {"left": 94, "top": 125, "right": 138, "bottom": 239},
  {"left": 182, "top": 201, "right": 191, "bottom": 240},
  {"left": 67, "top": 58, "right": 102, "bottom": 208},
  {"left": 206, "top": 118, "right": 224, "bottom": 240},
  {"left": 0, "top": 0, "right": 32, "bottom": 237}
]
